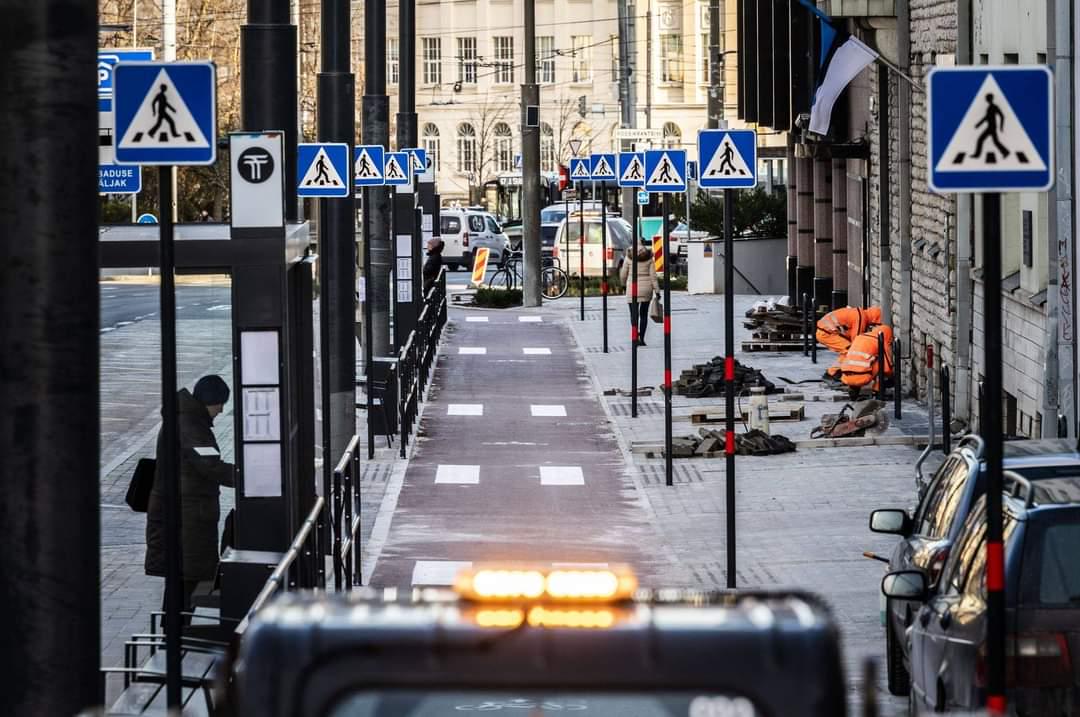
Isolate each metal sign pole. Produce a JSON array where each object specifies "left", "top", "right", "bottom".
[
  {"left": 364, "top": 187, "right": 376, "bottom": 460},
  {"left": 724, "top": 186, "right": 736, "bottom": 589},
  {"left": 983, "top": 191, "right": 1006, "bottom": 715},
  {"left": 631, "top": 197, "right": 639, "bottom": 417},
  {"left": 158, "top": 165, "right": 183, "bottom": 708},
  {"left": 579, "top": 182, "right": 585, "bottom": 319},
  {"left": 662, "top": 192, "right": 673, "bottom": 487},
  {"left": 601, "top": 180, "right": 609, "bottom": 353}
]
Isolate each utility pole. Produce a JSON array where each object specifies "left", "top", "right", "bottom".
[
  {"left": 364, "top": 0, "right": 393, "bottom": 361},
  {"left": 163, "top": 0, "right": 178, "bottom": 222},
  {"left": 617, "top": 0, "right": 637, "bottom": 222},
  {"left": 318, "top": 0, "right": 357, "bottom": 491},
  {"left": 521, "top": 0, "right": 542, "bottom": 305},
  {"left": 707, "top": 0, "right": 721, "bottom": 129},
  {"left": 1, "top": 2, "right": 100, "bottom": 714},
  {"left": 645, "top": 0, "right": 653, "bottom": 129},
  {"left": 394, "top": 0, "right": 421, "bottom": 339}
]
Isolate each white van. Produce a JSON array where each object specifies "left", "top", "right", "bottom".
[
  {"left": 552, "top": 214, "right": 634, "bottom": 277},
  {"left": 439, "top": 208, "right": 510, "bottom": 271}
]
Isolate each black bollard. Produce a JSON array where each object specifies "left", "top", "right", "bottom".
[
  {"left": 875, "top": 331, "right": 886, "bottom": 401},
  {"left": 802, "top": 292, "right": 810, "bottom": 356},
  {"left": 940, "top": 364, "right": 951, "bottom": 454},
  {"left": 893, "top": 338, "right": 902, "bottom": 419}
]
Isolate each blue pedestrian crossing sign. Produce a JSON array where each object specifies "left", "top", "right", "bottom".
[
  {"left": 404, "top": 147, "right": 427, "bottom": 174},
  {"left": 383, "top": 151, "right": 412, "bottom": 186},
  {"left": 354, "top": 145, "right": 384, "bottom": 187},
  {"left": 569, "top": 157, "right": 591, "bottom": 182},
  {"left": 617, "top": 152, "right": 646, "bottom": 188},
  {"left": 928, "top": 66, "right": 1054, "bottom": 193},
  {"left": 297, "top": 143, "right": 350, "bottom": 197},
  {"left": 589, "top": 153, "right": 617, "bottom": 181},
  {"left": 698, "top": 129, "right": 757, "bottom": 189},
  {"left": 644, "top": 149, "right": 687, "bottom": 193},
  {"left": 113, "top": 62, "right": 217, "bottom": 166}
]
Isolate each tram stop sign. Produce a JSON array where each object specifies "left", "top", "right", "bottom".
[{"left": 927, "top": 66, "right": 1053, "bottom": 194}]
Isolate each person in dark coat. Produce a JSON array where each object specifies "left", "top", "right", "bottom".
[
  {"left": 423, "top": 238, "right": 444, "bottom": 295},
  {"left": 145, "top": 374, "right": 235, "bottom": 613}
]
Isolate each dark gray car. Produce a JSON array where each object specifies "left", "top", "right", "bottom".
[{"left": 870, "top": 437, "right": 1080, "bottom": 695}]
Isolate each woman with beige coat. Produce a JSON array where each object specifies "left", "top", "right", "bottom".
[{"left": 619, "top": 246, "right": 659, "bottom": 346}]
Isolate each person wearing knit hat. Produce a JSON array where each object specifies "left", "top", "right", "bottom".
[{"left": 145, "top": 375, "right": 236, "bottom": 614}]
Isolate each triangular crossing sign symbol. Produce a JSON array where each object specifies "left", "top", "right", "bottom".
[
  {"left": 384, "top": 155, "right": 407, "bottom": 180},
  {"left": 621, "top": 155, "right": 645, "bottom": 183},
  {"left": 703, "top": 134, "right": 753, "bottom": 179},
  {"left": 935, "top": 74, "right": 1047, "bottom": 173},
  {"left": 647, "top": 152, "right": 684, "bottom": 187},
  {"left": 117, "top": 68, "right": 209, "bottom": 149},
  {"left": 299, "top": 147, "right": 346, "bottom": 188},
  {"left": 355, "top": 148, "right": 382, "bottom": 180},
  {"left": 593, "top": 157, "right": 615, "bottom": 178},
  {"left": 571, "top": 162, "right": 590, "bottom": 179}
]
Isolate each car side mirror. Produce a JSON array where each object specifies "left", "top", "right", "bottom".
[
  {"left": 869, "top": 509, "right": 911, "bottom": 536},
  {"left": 881, "top": 570, "right": 928, "bottom": 602}
]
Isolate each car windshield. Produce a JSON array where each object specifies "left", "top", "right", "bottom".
[
  {"left": 486, "top": 216, "right": 502, "bottom": 234},
  {"left": 330, "top": 691, "right": 763, "bottom": 717},
  {"left": 540, "top": 207, "right": 567, "bottom": 223},
  {"left": 564, "top": 221, "right": 604, "bottom": 244},
  {"left": 1022, "top": 514, "right": 1080, "bottom": 605}
]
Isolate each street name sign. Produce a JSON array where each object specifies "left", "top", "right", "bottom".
[
  {"left": 927, "top": 65, "right": 1053, "bottom": 193},
  {"left": 617, "top": 152, "right": 646, "bottom": 188},
  {"left": 99, "top": 165, "right": 142, "bottom": 194},
  {"left": 698, "top": 129, "right": 757, "bottom": 189},
  {"left": 113, "top": 61, "right": 217, "bottom": 165},
  {"left": 614, "top": 128, "right": 663, "bottom": 141},
  {"left": 297, "top": 142, "right": 350, "bottom": 197},
  {"left": 644, "top": 149, "right": 688, "bottom": 193},
  {"left": 354, "top": 145, "right": 385, "bottom": 187}
]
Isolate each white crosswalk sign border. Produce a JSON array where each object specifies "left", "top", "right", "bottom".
[
  {"left": 927, "top": 65, "right": 1054, "bottom": 194},
  {"left": 644, "top": 149, "right": 687, "bottom": 193},
  {"left": 569, "top": 158, "right": 591, "bottom": 181},
  {"left": 297, "top": 142, "right": 350, "bottom": 197},
  {"left": 383, "top": 151, "right": 412, "bottom": 186},
  {"left": 354, "top": 145, "right": 385, "bottom": 187},
  {"left": 589, "top": 153, "right": 617, "bottom": 181},
  {"left": 697, "top": 129, "right": 757, "bottom": 189},
  {"left": 112, "top": 61, "right": 217, "bottom": 166},
  {"left": 617, "top": 152, "right": 646, "bottom": 188}
]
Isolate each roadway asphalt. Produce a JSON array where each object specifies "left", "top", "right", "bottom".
[{"left": 99, "top": 282, "right": 232, "bottom": 331}]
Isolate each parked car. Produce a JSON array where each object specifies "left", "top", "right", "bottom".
[
  {"left": 551, "top": 214, "right": 633, "bottom": 277},
  {"left": 668, "top": 221, "right": 712, "bottom": 249},
  {"left": 541, "top": 201, "right": 605, "bottom": 225},
  {"left": 439, "top": 208, "right": 510, "bottom": 270},
  {"left": 883, "top": 473, "right": 1080, "bottom": 714},
  {"left": 870, "top": 436, "right": 1080, "bottom": 696},
  {"left": 540, "top": 222, "right": 559, "bottom": 257}
]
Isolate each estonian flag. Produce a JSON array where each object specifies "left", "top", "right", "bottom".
[{"left": 800, "top": 0, "right": 879, "bottom": 136}]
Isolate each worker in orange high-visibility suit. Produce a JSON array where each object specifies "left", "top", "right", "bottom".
[
  {"left": 840, "top": 324, "right": 894, "bottom": 392},
  {"left": 816, "top": 306, "right": 883, "bottom": 378}
]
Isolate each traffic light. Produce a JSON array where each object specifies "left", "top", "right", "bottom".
[{"left": 577, "top": 95, "right": 587, "bottom": 118}]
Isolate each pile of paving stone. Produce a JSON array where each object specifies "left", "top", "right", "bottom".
[
  {"left": 742, "top": 298, "right": 820, "bottom": 339},
  {"left": 673, "top": 357, "right": 779, "bottom": 398},
  {"left": 669, "top": 427, "right": 797, "bottom": 457}
]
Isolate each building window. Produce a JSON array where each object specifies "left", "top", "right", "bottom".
[
  {"left": 662, "top": 121, "right": 681, "bottom": 148},
  {"left": 661, "top": 34, "right": 683, "bottom": 83},
  {"left": 457, "top": 122, "right": 476, "bottom": 173},
  {"left": 494, "top": 122, "right": 514, "bottom": 173},
  {"left": 422, "top": 37, "right": 442, "bottom": 85},
  {"left": 571, "top": 35, "right": 592, "bottom": 83},
  {"left": 388, "top": 38, "right": 400, "bottom": 85},
  {"left": 422, "top": 123, "right": 440, "bottom": 172},
  {"left": 538, "top": 36, "right": 556, "bottom": 84},
  {"left": 457, "top": 37, "right": 477, "bottom": 84},
  {"left": 494, "top": 36, "right": 515, "bottom": 84},
  {"left": 540, "top": 122, "right": 555, "bottom": 172}
]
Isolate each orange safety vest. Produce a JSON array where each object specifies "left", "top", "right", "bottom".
[
  {"left": 817, "top": 306, "right": 883, "bottom": 341},
  {"left": 840, "top": 325, "right": 894, "bottom": 380}
]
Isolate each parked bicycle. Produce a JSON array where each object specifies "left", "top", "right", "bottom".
[{"left": 488, "top": 251, "right": 569, "bottom": 299}]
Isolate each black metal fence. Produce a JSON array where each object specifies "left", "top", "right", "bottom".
[
  {"left": 398, "top": 268, "right": 448, "bottom": 458},
  {"left": 332, "top": 434, "right": 362, "bottom": 591}
]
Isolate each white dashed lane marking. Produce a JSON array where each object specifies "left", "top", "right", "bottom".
[
  {"left": 466, "top": 316, "right": 489, "bottom": 322},
  {"left": 435, "top": 465, "right": 481, "bottom": 484},
  {"left": 447, "top": 404, "right": 484, "bottom": 416},
  {"left": 459, "top": 347, "right": 487, "bottom": 355},
  {"left": 522, "top": 347, "right": 551, "bottom": 355},
  {"left": 411, "top": 560, "right": 473, "bottom": 586},
  {"left": 518, "top": 316, "right": 543, "bottom": 322},
  {"left": 530, "top": 404, "right": 567, "bottom": 417},
  {"left": 539, "top": 466, "right": 585, "bottom": 486}
]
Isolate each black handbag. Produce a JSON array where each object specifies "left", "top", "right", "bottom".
[{"left": 125, "top": 458, "right": 157, "bottom": 512}]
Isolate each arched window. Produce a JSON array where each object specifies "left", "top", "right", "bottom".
[
  {"left": 493, "top": 122, "right": 514, "bottom": 173},
  {"left": 663, "top": 121, "right": 682, "bottom": 148},
  {"left": 422, "top": 123, "right": 440, "bottom": 172},
  {"left": 540, "top": 123, "right": 555, "bottom": 172},
  {"left": 457, "top": 122, "right": 477, "bottom": 173}
]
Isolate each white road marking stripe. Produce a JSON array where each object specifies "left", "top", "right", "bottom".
[
  {"left": 459, "top": 347, "right": 487, "bottom": 355},
  {"left": 466, "top": 316, "right": 490, "bottom": 322},
  {"left": 522, "top": 347, "right": 551, "bottom": 355},
  {"left": 412, "top": 560, "right": 473, "bottom": 586},
  {"left": 551, "top": 562, "right": 610, "bottom": 569},
  {"left": 539, "top": 466, "right": 585, "bottom": 486},
  {"left": 448, "top": 403, "right": 484, "bottom": 416},
  {"left": 530, "top": 404, "right": 567, "bottom": 417},
  {"left": 518, "top": 316, "right": 542, "bottom": 322},
  {"left": 435, "top": 465, "right": 480, "bottom": 484}
]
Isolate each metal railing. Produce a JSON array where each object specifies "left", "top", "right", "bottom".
[
  {"left": 398, "top": 268, "right": 448, "bottom": 458},
  {"left": 235, "top": 495, "right": 324, "bottom": 636},
  {"left": 332, "top": 434, "right": 362, "bottom": 591}
]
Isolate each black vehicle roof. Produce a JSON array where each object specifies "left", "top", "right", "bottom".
[
  {"left": 957, "top": 438, "right": 1080, "bottom": 470},
  {"left": 234, "top": 589, "right": 847, "bottom": 717}
]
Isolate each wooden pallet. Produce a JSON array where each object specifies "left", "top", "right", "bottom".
[
  {"left": 686, "top": 402, "right": 805, "bottom": 424},
  {"left": 741, "top": 340, "right": 818, "bottom": 352}
]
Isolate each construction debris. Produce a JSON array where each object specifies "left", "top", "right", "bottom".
[
  {"left": 665, "top": 428, "right": 797, "bottom": 458},
  {"left": 742, "top": 298, "right": 823, "bottom": 352},
  {"left": 810, "top": 400, "right": 890, "bottom": 439},
  {"left": 673, "top": 358, "right": 779, "bottom": 398}
]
